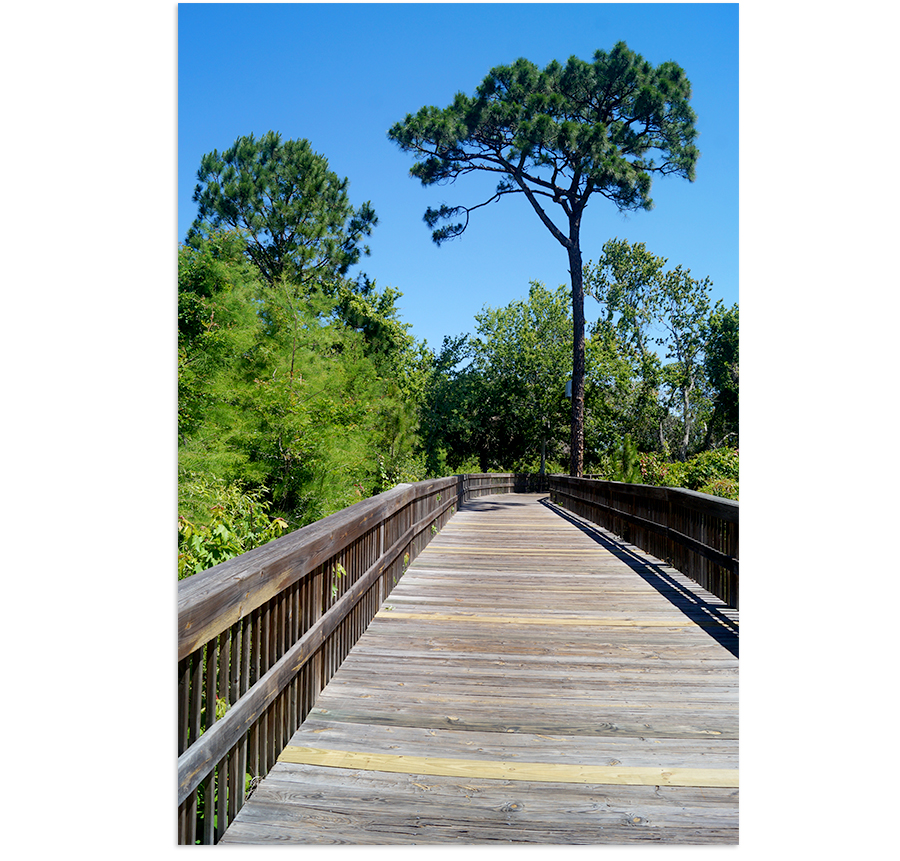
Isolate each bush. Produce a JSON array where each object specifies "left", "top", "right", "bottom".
[
  {"left": 374, "top": 452, "right": 428, "bottom": 494},
  {"left": 634, "top": 447, "right": 738, "bottom": 500},
  {"left": 697, "top": 478, "right": 739, "bottom": 500},
  {"left": 682, "top": 447, "right": 739, "bottom": 492},
  {"left": 664, "top": 459, "right": 689, "bottom": 490},
  {"left": 509, "top": 452, "right": 567, "bottom": 475},
  {"left": 178, "top": 473, "right": 289, "bottom": 579},
  {"left": 611, "top": 434, "right": 641, "bottom": 483},
  {"left": 638, "top": 452, "right": 670, "bottom": 485}
]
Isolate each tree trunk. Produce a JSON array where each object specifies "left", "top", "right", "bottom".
[
  {"left": 680, "top": 376, "right": 695, "bottom": 461},
  {"left": 568, "top": 243, "right": 585, "bottom": 477}
]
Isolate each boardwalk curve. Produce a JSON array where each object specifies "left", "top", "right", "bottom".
[{"left": 221, "top": 492, "right": 738, "bottom": 844}]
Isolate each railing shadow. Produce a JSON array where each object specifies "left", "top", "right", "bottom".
[
  {"left": 539, "top": 497, "right": 738, "bottom": 658},
  {"left": 461, "top": 497, "right": 534, "bottom": 512}
]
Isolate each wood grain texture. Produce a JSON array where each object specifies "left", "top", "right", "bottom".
[
  {"left": 221, "top": 492, "right": 738, "bottom": 845},
  {"left": 277, "top": 745, "right": 738, "bottom": 787}
]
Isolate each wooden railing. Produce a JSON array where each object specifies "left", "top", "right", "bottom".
[
  {"left": 177, "top": 475, "right": 462, "bottom": 844},
  {"left": 462, "top": 472, "right": 549, "bottom": 497},
  {"left": 548, "top": 476, "right": 739, "bottom": 610}
]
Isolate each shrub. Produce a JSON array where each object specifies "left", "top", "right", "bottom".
[
  {"left": 611, "top": 434, "right": 641, "bottom": 483},
  {"left": 634, "top": 447, "right": 738, "bottom": 500},
  {"left": 664, "top": 459, "right": 689, "bottom": 490},
  {"left": 374, "top": 452, "right": 428, "bottom": 494},
  {"left": 178, "top": 473, "right": 289, "bottom": 579},
  {"left": 697, "top": 478, "right": 739, "bottom": 500},
  {"left": 638, "top": 452, "right": 669, "bottom": 485},
  {"left": 682, "top": 447, "right": 739, "bottom": 491}
]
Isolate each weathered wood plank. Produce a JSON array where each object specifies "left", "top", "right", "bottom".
[
  {"left": 294, "top": 719, "right": 739, "bottom": 768},
  {"left": 305, "top": 707, "right": 737, "bottom": 740},
  {"left": 277, "top": 745, "right": 738, "bottom": 787}
]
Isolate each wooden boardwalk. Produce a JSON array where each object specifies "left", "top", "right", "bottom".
[{"left": 221, "top": 493, "right": 739, "bottom": 844}]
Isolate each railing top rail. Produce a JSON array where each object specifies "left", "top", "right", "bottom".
[{"left": 178, "top": 475, "right": 459, "bottom": 661}]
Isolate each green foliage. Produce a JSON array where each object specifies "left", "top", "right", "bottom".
[
  {"left": 189, "top": 131, "right": 377, "bottom": 286},
  {"left": 374, "top": 451, "right": 427, "bottom": 494},
  {"left": 178, "top": 473, "right": 288, "bottom": 579},
  {"left": 333, "top": 275, "right": 415, "bottom": 373},
  {"left": 416, "top": 281, "right": 665, "bottom": 475},
  {"left": 682, "top": 447, "right": 739, "bottom": 493},
  {"left": 469, "top": 282, "right": 573, "bottom": 470},
  {"left": 636, "top": 447, "right": 738, "bottom": 499},
  {"left": 178, "top": 223, "right": 426, "bottom": 564},
  {"left": 696, "top": 478, "right": 739, "bottom": 500},
  {"left": 638, "top": 451, "right": 671, "bottom": 485},
  {"left": 178, "top": 231, "right": 263, "bottom": 445},
  {"left": 704, "top": 303, "right": 739, "bottom": 448},
  {"left": 586, "top": 238, "right": 730, "bottom": 461},
  {"left": 611, "top": 434, "right": 642, "bottom": 483},
  {"left": 389, "top": 43, "right": 698, "bottom": 244},
  {"left": 331, "top": 562, "right": 347, "bottom": 599},
  {"left": 509, "top": 453, "right": 568, "bottom": 475}
]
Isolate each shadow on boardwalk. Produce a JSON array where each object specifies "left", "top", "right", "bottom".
[{"left": 538, "top": 496, "right": 738, "bottom": 659}]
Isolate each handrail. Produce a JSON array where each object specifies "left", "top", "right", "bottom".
[{"left": 548, "top": 476, "right": 739, "bottom": 609}]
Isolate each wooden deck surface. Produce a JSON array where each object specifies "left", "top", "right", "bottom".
[{"left": 221, "top": 492, "right": 739, "bottom": 844}]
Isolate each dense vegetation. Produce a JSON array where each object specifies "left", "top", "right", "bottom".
[{"left": 179, "top": 127, "right": 737, "bottom": 579}]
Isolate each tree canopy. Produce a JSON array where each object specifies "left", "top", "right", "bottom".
[
  {"left": 586, "top": 238, "right": 730, "bottom": 460},
  {"left": 389, "top": 42, "right": 699, "bottom": 475},
  {"left": 703, "top": 303, "right": 739, "bottom": 448},
  {"left": 416, "top": 282, "right": 650, "bottom": 475},
  {"left": 178, "top": 228, "right": 423, "bottom": 531},
  {"left": 189, "top": 131, "right": 377, "bottom": 287}
]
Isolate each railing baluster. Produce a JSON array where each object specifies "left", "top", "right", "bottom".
[
  {"left": 177, "top": 657, "right": 190, "bottom": 755},
  {"left": 190, "top": 648, "right": 203, "bottom": 746}
]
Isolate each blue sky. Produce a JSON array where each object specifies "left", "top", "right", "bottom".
[{"left": 178, "top": 3, "right": 738, "bottom": 351}]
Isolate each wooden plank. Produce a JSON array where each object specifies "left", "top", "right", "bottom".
[
  {"left": 375, "top": 610, "right": 734, "bottom": 629},
  {"left": 305, "top": 708, "right": 737, "bottom": 740},
  {"left": 294, "top": 722, "right": 739, "bottom": 769},
  {"left": 278, "top": 745, "right": 738, "bottom": 788}
]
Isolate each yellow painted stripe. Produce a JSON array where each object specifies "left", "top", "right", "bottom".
[
  {"left": 278, "top": 746, "right": 738, "bottom": 788},
  {"left": 375, "top": 611, "right": 733, "bottom": 628}
]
